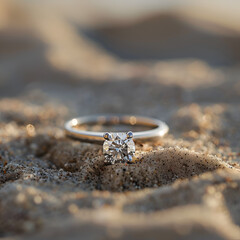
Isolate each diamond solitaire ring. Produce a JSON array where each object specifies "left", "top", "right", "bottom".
[{"left": 65, "top": 115, "right": 169, "bottom": 164}]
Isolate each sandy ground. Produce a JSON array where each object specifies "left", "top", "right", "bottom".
[{"left": 0, "top": 1, "right": 240, "bottom": 239}]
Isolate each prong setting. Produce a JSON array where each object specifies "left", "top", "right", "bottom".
[
  {"left": 127, "top": 131, "right": 133, "bottom": 139},
  {"left": 103, "top": 132, "right": 112, "bottom": 140},
  {"left": 103, "top": 132, "right": 135, "bottom": 164}
]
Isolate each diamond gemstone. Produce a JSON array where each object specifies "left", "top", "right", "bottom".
[{"left": 103, "top": 133, "right": 135, "bottom": 164}]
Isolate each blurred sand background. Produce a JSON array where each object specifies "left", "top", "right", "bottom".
[{"left": 0, "top": 0, "right": 240, "bottom": 239}]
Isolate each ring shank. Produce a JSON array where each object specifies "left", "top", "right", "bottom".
[{"left": 65, "top": 115, "right": 169, "bottom": 142}]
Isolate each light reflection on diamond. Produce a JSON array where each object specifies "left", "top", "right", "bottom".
[{"left": 103, "top": 133, "right": 135, "bottom": 164}]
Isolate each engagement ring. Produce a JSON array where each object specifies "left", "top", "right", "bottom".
[{"left": 65, "top": 115, "right": 169, "bottom": 164}]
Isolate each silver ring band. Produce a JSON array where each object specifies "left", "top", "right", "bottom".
[{"left": 64, "top": 115, "right": 169, "bottom": 142}]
